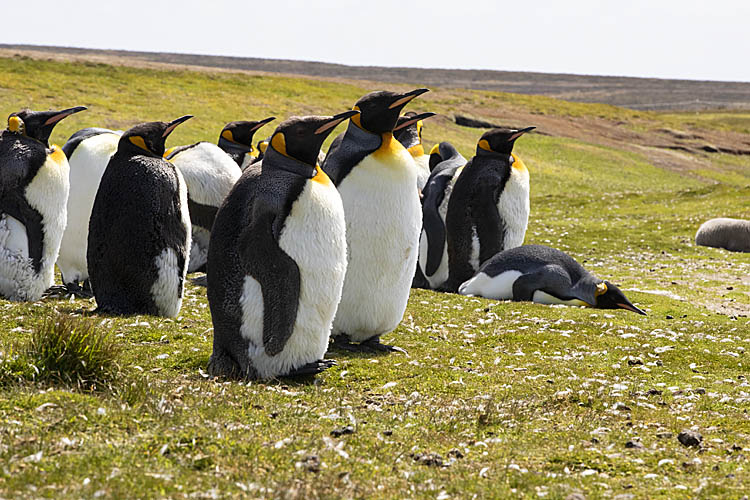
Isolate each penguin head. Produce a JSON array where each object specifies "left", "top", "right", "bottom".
[
  {"left": 219, "top": 116, "right": 276, "bottom": 148},
  {"left": 594, "top": 281, "right": 647, "bottom": 315},
  {"left": 476, "top": 126, "right": 535, "bottom": 156},
  {"left": 394, "top": 111, "right": 437, "bottom": 150},
  {"left": 428, "top": 141, "right": 460, "bottom": 171},
  {"left": 7, "top": 106, "right": 87, "bottom": 147},
  {"left": 121, "top": 115, "right": 193, "bottom": 157},
  {"left": 269, "top": 110, "right": 360, "bottom": 166},
  {"left": 350, "top": 89, "right": 429, "bottom": 135}
]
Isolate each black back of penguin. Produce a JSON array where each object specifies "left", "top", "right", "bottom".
[{"left": 87, "top": 116, "right": 192, "bottom": 316}]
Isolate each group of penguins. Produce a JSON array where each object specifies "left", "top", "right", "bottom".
[{"left": 0, "top": 88, "right": 646, "bottom": 380}]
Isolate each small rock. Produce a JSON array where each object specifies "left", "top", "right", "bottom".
[
  {"left": 613, "top": 494, "right": 635, "bottom": 500},
  {"left": 613, "top": 402, "right": 632, "bottom": 412},
  {"left": 656, "top": 431, "right": 673, "bottom": 439},
  {"left": 566, "top": 494, "right": 586, "bottom": 500},
  {"left": 694, "top": 388, "right": 706, "bottom": 395},
  {"left": 666, "top": 315, "right": 674, "bottom": 320},
  {"left": 625, "top": 440, "right": 644, "bottom": 449},
  {"left": 447, "top": 448, "right": 464, "bottom": 459},
  {"left": 383, "top": 430, "right": 393, "bottom": 436},
  {"left": 411, "top": 452, "right": 444, "bottom": 467},
  {"left": 731, "top": 444, "right": 743, "bottom": 452},
  {"left": 678, "top": 430, "right": 702, "bottom": 448},
  {"left": 627, "top": 357, "right": 644, "bottom": 366},
  {"left": 646, "top": 389, "right": 662, "bottom": 396},
  {"left": 298, "top": 454, "right": 320, "bottom": 473},
  {"left": 330, "top": 426, "right": 354, "bottom": 437}
]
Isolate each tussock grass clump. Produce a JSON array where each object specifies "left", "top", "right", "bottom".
[{"left": 25, "top": 314, "right": 121, "bottom": 387}]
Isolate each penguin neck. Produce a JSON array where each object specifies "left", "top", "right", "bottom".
[
  {"left": 572, "top": 276, "right": 603, "bottom": 307},
  {"left": 469, "top": 150, "right": 512, "bottom": 173},
  {"left": 218, "top": 136, "right": 253, "bottom": 156},
  {"left": 343, "top": 120, "right": 384, "bottom": 152},
  {"left": 263, "top": 145, "right": 316, "bottom": 178}
]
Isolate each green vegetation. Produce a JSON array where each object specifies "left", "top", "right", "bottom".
[{"left": 0, "top": 55, "right": 749, "bottom": 499}]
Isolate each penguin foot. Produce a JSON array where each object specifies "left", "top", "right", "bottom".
[
  {"left": 329, "top": 335, "right": 407, "bottom": 355},
  {"left": 329, "top": 334, "right": 363, "bottom": 353},
  {"left": 207, "top": 351, "right": 257, "bottom": 380},
  {"left": 361, "top": 337, "right": 408, "bottom": 355},
  {"left": 283, "top": 359, "right": 337, "bottom": 377}
]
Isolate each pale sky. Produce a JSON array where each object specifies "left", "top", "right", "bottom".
[{"left": 4, "top": 0, "right": 750, "bottom": 82}]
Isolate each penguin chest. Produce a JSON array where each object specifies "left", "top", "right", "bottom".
[
  {"left": 25, "top": 146, "right": 70, "bottom": 252},
  {"left": 459, "top": 270, "right": 522, "bottom": 299},
  {"left": 334, "top": 151, "right": 421, "bottom": 338},
  {"left": 58, "top": 133, "right": 119, "bottom": 283},
  {"left": 413, "top": 154, "right": 430, "bottom": 191},
  {"left": 239, "top": 177, "right": 347, "bottom": 378},
  {"left": 496, "top": 167, "right": 530, "bottom": 250},
  {"left": 171, "top": 143, "right": 242, "bottom": 207}
]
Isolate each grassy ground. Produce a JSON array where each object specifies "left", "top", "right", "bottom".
[{"left": 0, "top": 56, "right": 749, "bottom": 499}]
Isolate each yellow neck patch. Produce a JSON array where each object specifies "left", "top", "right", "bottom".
[
  {"left": 595, "top": 282, "right": 608, "bottom": 297},
  {"left": 129, "top": 135, "right": 152, "bottom": 154},
  {"left": 8, "top": 116, "right": 23, "bottom": 134},
  {"left": 270, "top": 132, "right": 290, "bottom": 158},
  {"left": 429, "top": 143, "right": 440, "bottom": 155},
  {"left": 407, "top": 143, "right": 424, "bottom": 158},
  {"left": 221, "top": 130, "right": 235, "bottom": 143},
  {"left": 259, "top": 141, "right": 268, "bottom": 154},
  {"left": 249, "top": 149, "right": 259, "bottom": 159},
  {"left": 416, "top": 120, "right": 423, "bottom": 137},
  {"left": 510, "top": 152, "right": 527, "bottom": 172},
  {"left": 350, "top": 105, "right": 363, "bottom": 129},
  {"left": 312, "top": 165, "right": 332, "bottom": 185},
  {"left": 49, "top": 145, "right": 66, "bottom": 164},
  {"left": 164, "top": 146, "right": 176, "bottom": 159},
  {"left": 372, "top": 132, "right": 406, "bottom": 161},
  {"left": 478, "top": 139, "right": 492, "bottom": 152}
]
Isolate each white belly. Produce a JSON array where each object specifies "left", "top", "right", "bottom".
[
  {"left": 333, "top": 150, "right": 421, "bottom": 341},
  {"left": 170, "top": 143, "right": 241, "bottom": 207},
  {"left": 240, "top": 177, "right": 347, "bottom": 379},
  {"left": 0, "top": 215, "right": 35, "bottom": 300},
  {"left": 497, "top": 167, "right": 530, "bottom": 250},
  {"left": 414, "top": 154, "right": 430, "bottom": 191},
  {"left": 420, "top": 167, "right": 462, "bottom": 289},
  {"left": 58, "top": 133, "right": 119, "bottom": 284},
  {"left": 187, "top": 225, "right": 210, "bottom": 273},
  {"left": 459, "top": 270, "right": 521, "bottom": 299}
]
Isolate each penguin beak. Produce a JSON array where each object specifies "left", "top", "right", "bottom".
[
  {"left": 43, "top": 106, "right": 88, "bottom": 126},
  {"left": 508, "top": 126, "right": 536, "bottom": 141},
  {"left": 617, "top": 301, "right": 647, "bottom": 316},
  {"left": 163, "top": 115, "right": 193, "bottom": 137},
  {"left": 251, "top": 116, "right": 276, "bottom": 132},
  {"left": 388, "top": 88, "right": 430, "bottom": 109},
  {"left": 393, "top": 112, "right": 437, "bottom": 131},
  {"left": 315, "top": 110, "right": 360, "bottom": 135}
]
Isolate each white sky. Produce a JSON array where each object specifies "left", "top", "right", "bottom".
[{"left": 4, "top": 0, "right": 750, "bottom": 82}]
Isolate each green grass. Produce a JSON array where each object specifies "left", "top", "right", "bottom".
[{"left": 1, "top": 55, "right": 749, "bottom": 499}]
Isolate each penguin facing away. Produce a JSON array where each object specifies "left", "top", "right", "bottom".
[
  {"left": 207, "top": 111, "right": 358, "bottom": 380},
  {"left": 0, "top": 106, "right": 87, "bottom": 301},
  {"left": 417, "top": 141, "right": 467, "bottom": 289},
  {"left": 459, "top": 244, "right": 647, "bottom": 314},
  {"left": 87, "top": 116, "right": 193, "bottom": 317},
  {"left": 393, "top": 110, "right": 437, "bottom": 192},
  {"left": 214, "top": 117, "right": 275, "bottom": 170},
  {"left": 322, "top": 88, "right": 428, "bottom": 352},
  {"left": 57, "top": 127, "right": 123, "bottom": 294},
  {"left": 440, "top": 127, "right": 535, "bottom": 293}
]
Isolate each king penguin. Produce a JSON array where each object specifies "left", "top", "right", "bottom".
[
  {"left": 57, "top": 127, "right": 123, "bottom": 294},
  {"left": 164, "top": 119, "right": 275, "bottom": 273},
  {"left": 213, "top": 117, "right": 276, "bottom": 170},
  {"left": 322, "top": 89, "right": 428, "bottom": 352},
  {"left": 206, "top": 111, "right": 358, "bottom": 380},
  {"left": 417, "top": 141, "right": 467, "bottom": 289},
  {"left": 393, "top": 110, "right": 436, "bottom": 192},
  {"left": 87, "top": 116, "right": 193, "bottom": 317},
  {"left": 440, "top": 127, "right": 535, "bottom": 292},
  {"left": 459, "top": 244, "right": 647, "bottom": 314},
  {"left": 0, "top": 106, "right": 87, "bottom": 301}
]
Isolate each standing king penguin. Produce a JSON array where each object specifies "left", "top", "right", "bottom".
[
  {"left": 207, "top": 111, "right": 358, "bottom": 380},
  {"left": 393, "top": 110, "right": 436, "bottom": 192},
  {"left": 0, "top": 106, "right": 87, "bottom": 301},
  {"left": 214, "top": 117, "right": 276, "bottom": 170},
  {"left": 58, "top": 127, "right": 122, "bottom": 294},
  {"left": 322, "top": 89, "right": 428, "bottom": 352},
  {"left": 458, "top": 244, "right": 647, "bottom": 315},
  {"left": 87, "top": 116, "right": 193, "bottom": 317},
  {"left": 417, "top": 141, "right": 467, "bottom": 289},
  {"left": 440, "top": 127, "right": 535, "bottom": 292}
]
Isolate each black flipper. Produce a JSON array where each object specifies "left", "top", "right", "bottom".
[
  {"left": 187, "top": 197, "right": 219, "bottom": 231},
  {"left": 0, "top": 193, "right": 45, "bottom": 273},
  {"left": 238, "top": 200, "right": 301, "bottom": 357},
  {"left": 422, "top": 173, "right": 451, "bottom": 276},
  {"left": 511, "top": 265, "right": 572, "bottom": 302}
]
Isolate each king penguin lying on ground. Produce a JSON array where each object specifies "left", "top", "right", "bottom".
[
  {"left": 459, "top": 244, "right": 646, "bottom": 314},
  {"left": 323, "top": 89, "right": 428, "bottom": 352},
  {"left": 0, "top": 106, "right": 87, "bottom": 301},
  {"left": 440, "top": 127, "right": 535, "bottom": 292},
  {"left": 206, "top": 111, "right": 358, "bottom": 380},
  {"left": 87, "top": 116, "right": 193, "bottom": 317}
]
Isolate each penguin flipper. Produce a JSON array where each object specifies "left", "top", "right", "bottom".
[
  {"left": 422, "top": 174, "right": 451, "bottom": 276},
  {"left": 239, "top": 209, "right": 301, "bottom": 358},
  {"left": 187, "top": 198, "right": 219, "bottom": 232},
  {"left": 475, "top": 192, "right": 506, "bottom": 264},
  {"left": 0, "top": 194, "right": 45, "bottom": 273},
  {"left": 511, "top": 265, "right": 572, "bottom": 302}
]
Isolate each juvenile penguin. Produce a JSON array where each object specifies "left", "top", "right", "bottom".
[
  {"left": 323, "top": 89, "right": 428, "bottom": 352},
  {"left": 440, "top": 127, "right": 535, "bottom": 292},
  {"left": 207, "top": 111, "right": 357, "bottom": 380},
  {"left": 459, "top": 244, "right": 647, "bottom": 314},
  {"left": 57, "top": 127, "right": 122, "bottom": 294},
  {"left": 0, "top": 106, "right": 87, "bottom": 301},
  {"left": 87, "top": 116, "right": 193, "bottom": 317},
  {"left": 393, "top": 111, "right": 437, "bottom": 192},
  {"left": 214, "top": 117, "right": 276, "bottom": 170},
  {"left": 417, "top": 141, "right": 467, "bottom": 289},
  {"left": 165, "top": 122, "right": 274, "bottom": 272}
]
